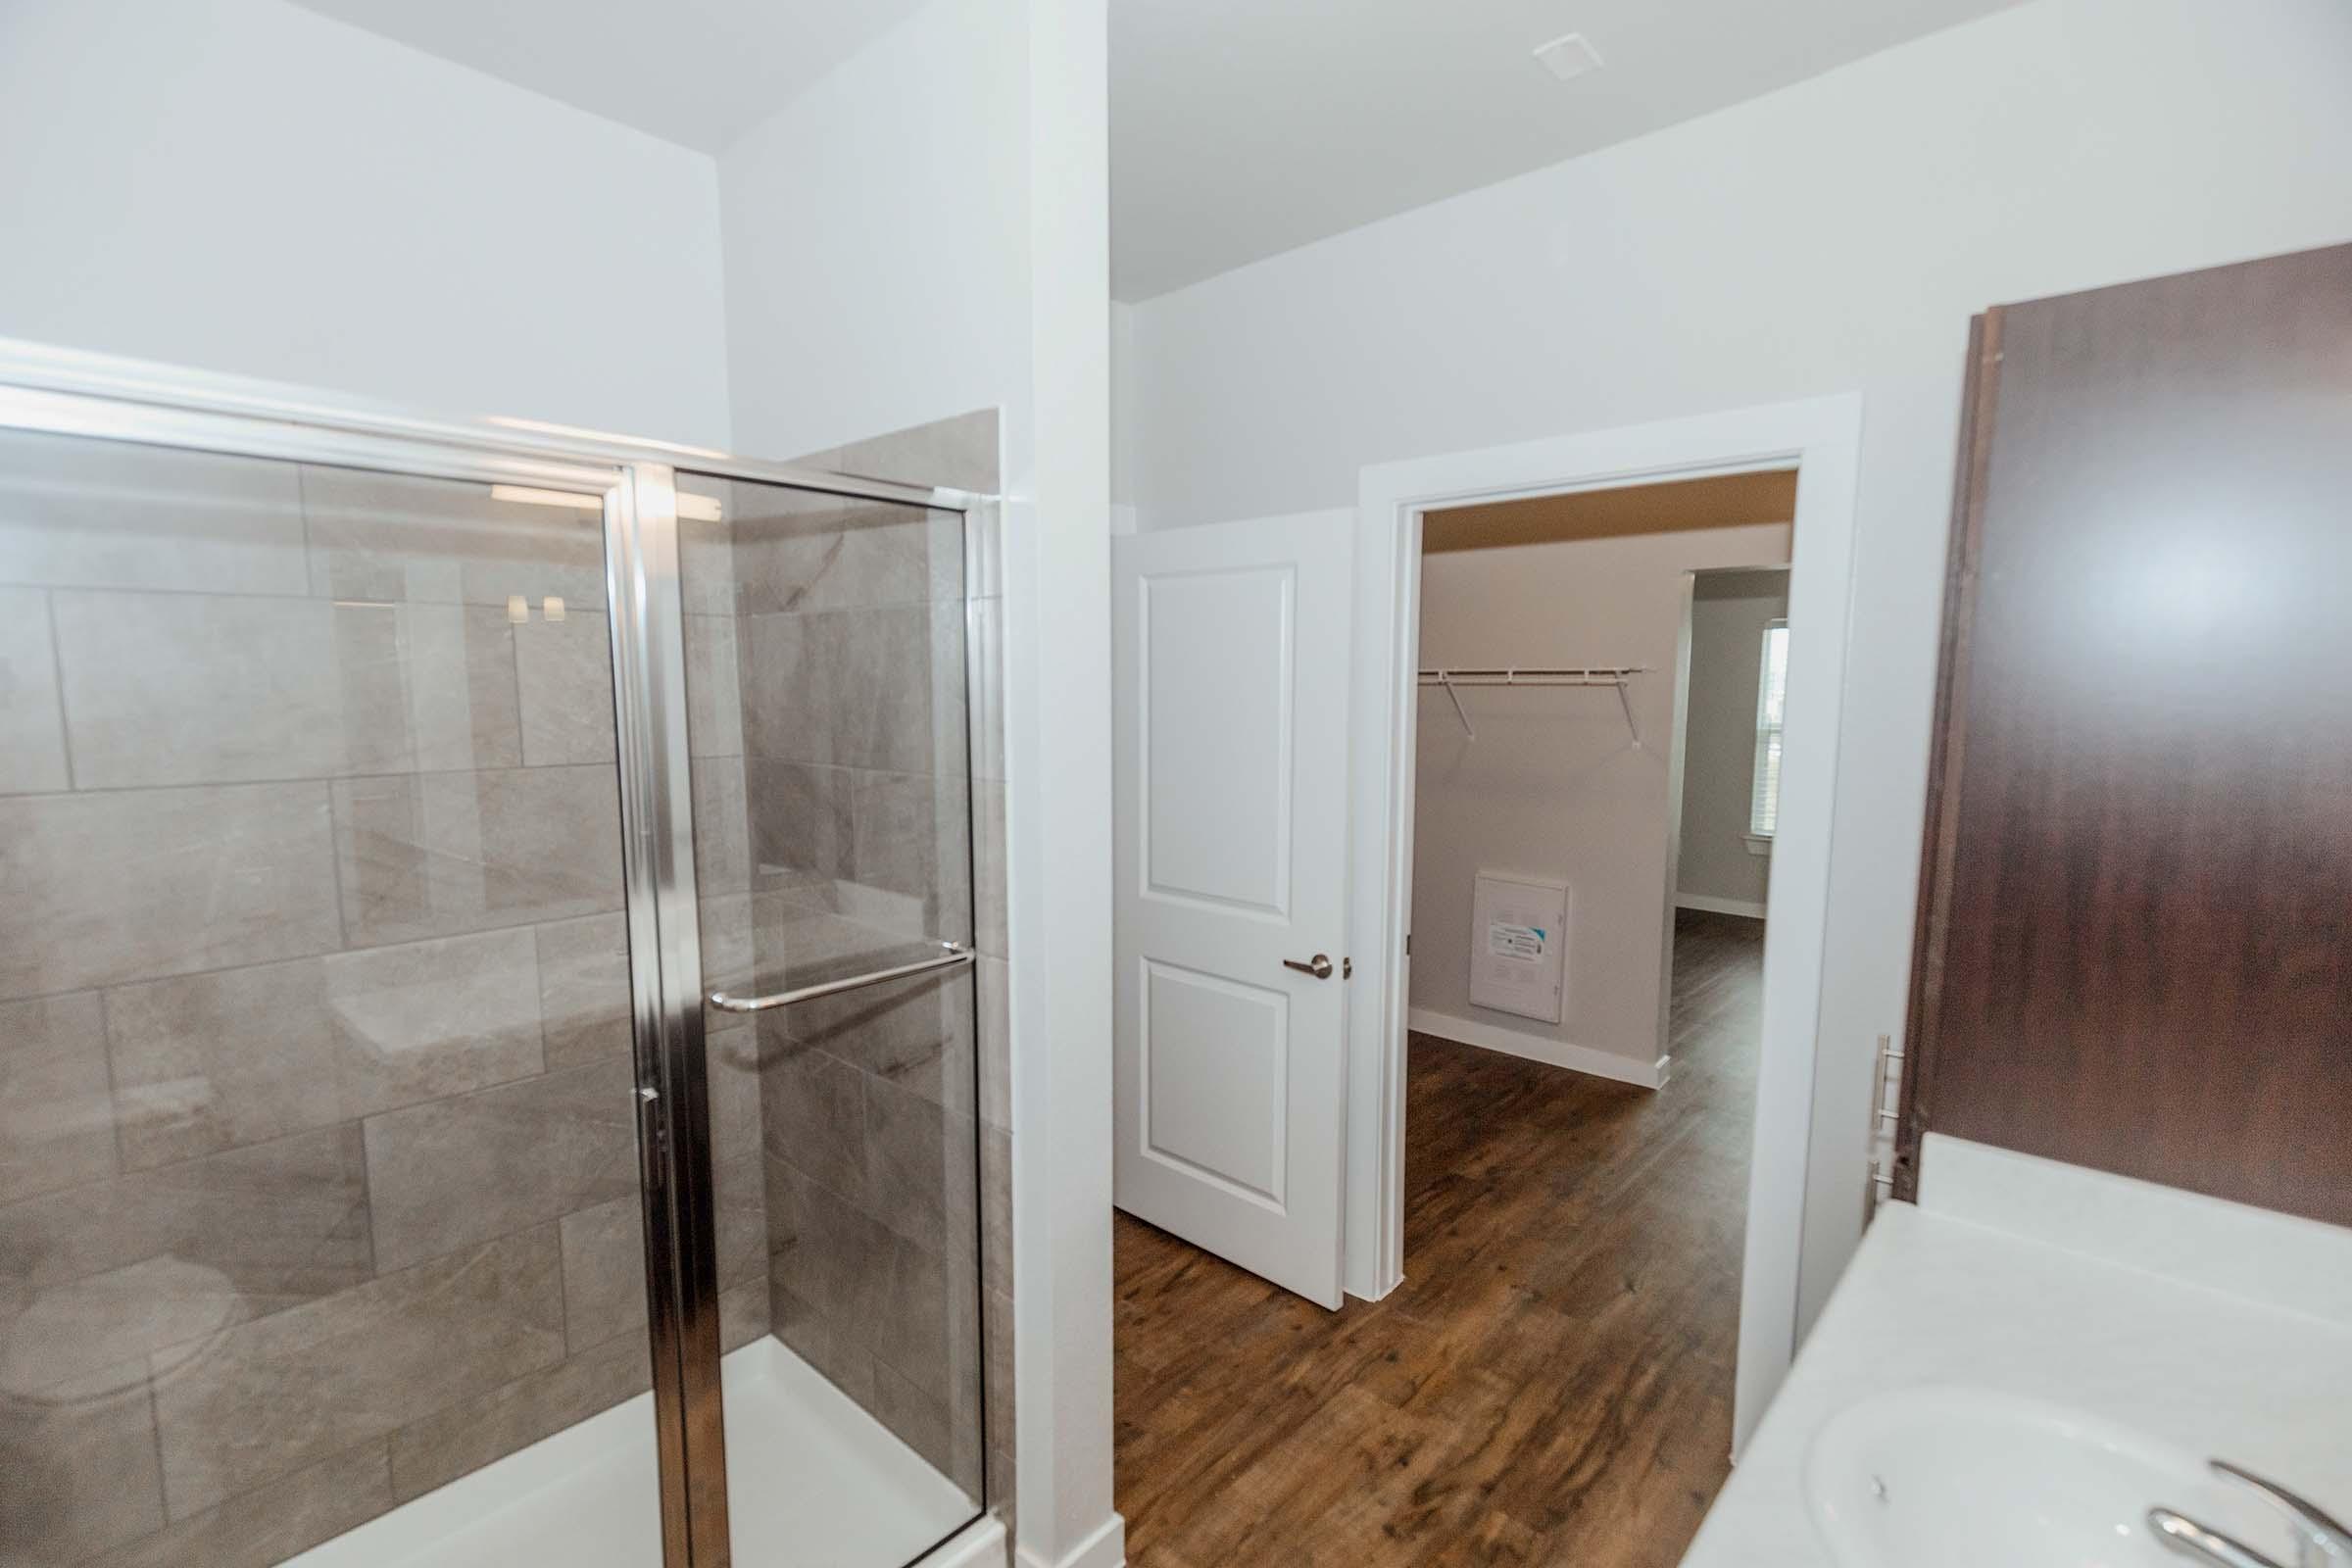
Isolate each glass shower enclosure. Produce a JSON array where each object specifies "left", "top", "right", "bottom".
[{"left": 0, "top": 345, "right": 991, "bottom": 1568}]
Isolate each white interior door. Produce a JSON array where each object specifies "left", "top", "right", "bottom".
[{"left": 1112, "top": 513, "right": 1354, "bottom": 1308}]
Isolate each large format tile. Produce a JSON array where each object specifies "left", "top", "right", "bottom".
[
  {"left": 51, "top": 593, "right": 522, "bottom": 788},
  {"left": 975, "top": 956, "right": 1010, "bottom": 1133},
  {"left": 149, "top": 1225, "right": 566, "bottom": 1513},
  {"left": 683, "top": 612, "right": 742, "bottom": 759},
  {"left": 0, "top": 1359, "right": 168, "bottom": 1567},
  {"left": 692, "top": 755, "right": 753, "bottom": 894},
  {"left": 760, "top": 1049, "right": 867, "bottom": 1203},
  {"left": 863, "top": 1073, "right": 977, "bottom": 1256},
  {"left": 514, "top": 611, "right": 616, "bottom": 767},
  {"left": 739, "top": 602, "right": 965, "bottom": 776},
  {"left": 785, "top": 968, "right": 976, "bottom": 1121},
  {"left": 534, "top": 911, "right": 633, "bottom": 1072},
  {"left": 0, "top": 427, "right": 308, "bottom": 597},
  {"left": 747, "top": 759, "right": 853, "bottom": 883},
  {"left": 331, "top": 765, "right": 623, "bottom": 946},
  {"left": 850, "top": 768, "right": 971, "bottom": 939},
  {"left": 329, "top": 602, "right": 523, "bottom": 774},
  {"left": 719, "top": 1274, "right": 769, "bottom": 1353},
  {"left": 363, "top": 1059, "right": 640, "bottom": 1273},
  {"left": 834, "top": 605, "right": 953, "bottom": 774},
  {"left": 965, "top": 594, "right": 1006, "bottom": 783},
  {"left": 0, "top": 587, "right": 67, "bottom": 793},
  {"left": 321, "top": 929, "right": 545, "bottom": 1123},
  {"left": 53, "top": 590, "right": 336, "bottom": 787},
  {"left": 0, "top": 1126, "right": 371, "bottom": 1391},
  {"left": 105, "top": 931, "right": 544, "bottom": 1169},
  {"left": 709, "top": 1023, "right": 770, "bottom": 1290},
  {"left": 735, "top": 506, "right": 937, "bottom": 616},
  {"left": 302, "top": 466, "right": 607, "bottom": 611},
  {"left": 739, "top": 610, "right": 833, "bottom": 765},
  {"left": 769, "top": 1279, "right": 876, "bottom": 1408},
  {"left": 387, "top": 1332, "right": 649, "bottom": 1503},
  {"left": 673, "top": 479, "right": 736, "bottom": 618},
  {"left": 769, "top": 1165, "right": 955, "bottom": 1399},
  {"left": 831, "top": 409, "right": 999, "bottom": 496},
  {"left": 0, "top": 782, "right": 340, "bottom": 1000},
  {"left": 557, "top": 1196, "right": 647, "bottom": 1352},
  {"left": 84, "top": 1440, "right": 393, "bottom": 1568},
  {"left": 973, "top": 776, "right": 1008, "bottom": 957},
  {"left": 0, "top": 992, "right": 116, "bottom": 1204}
]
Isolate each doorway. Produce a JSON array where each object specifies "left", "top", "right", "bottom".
[
  {"left": 1108, "top": 396, "right": 1863, "bottom": 1561},
  {"left": 1115, "top": 466, "right": 1806, "bottom": 1567}
]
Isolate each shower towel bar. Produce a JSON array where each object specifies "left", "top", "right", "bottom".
[{"left": 708, "top": 941, "right": 975, "bottom": 1013}]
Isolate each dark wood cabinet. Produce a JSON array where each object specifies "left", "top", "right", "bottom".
[{"left": 1896, "top": 243, "right": 2352, "bottom": 1225}]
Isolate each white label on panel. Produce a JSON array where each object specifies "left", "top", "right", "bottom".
[{"left": 1470, "top": 873, "right": 1568, "bottom": 1024}]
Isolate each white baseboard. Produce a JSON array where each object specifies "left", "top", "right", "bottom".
[
  {"left": 1407, "top": 1007, "right": 1668, "bottom": 1090},
  {"left": 1016, "top": 1513, "right": 1126, "bottom": 1568},
  {"left": 929, "top": 1518, "right": 1007, "bottom": 1568},
  {"left": 1675, "top": 893, "right": 1768, "bottom": 919}
]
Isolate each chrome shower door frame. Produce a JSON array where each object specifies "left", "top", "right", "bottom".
[{"left": 0, "top": 338, "right": 981, "bottom": 1568}]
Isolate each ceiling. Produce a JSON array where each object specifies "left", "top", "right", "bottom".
[
  {"left": 280, "top": 0, "right": 934, "bottom": 152},
  {"left": 1426, "top": 470, "right": 1797, "bottom": 553},
  {"left": 1111, "top": 0, "right": 2024, "bottom": 300},
  {"left": 286, "top": 0, "right": 2022, "bottom": 301}
]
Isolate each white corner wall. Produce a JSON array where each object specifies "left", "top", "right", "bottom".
[
  {"left": 1122, "top": 0, "right": 2352, "bottom": 1338},
  {"left": 1678, "top": 570, "right": 1791, "bottom": 913},
  {"left": 716, "top": 0, "right": 1029, "bottom": 462},
  {"left": 716, "top": 3, "right": 1120, "bottom": 1566},
  {"left": 0, "top": 0, "right": 731, "bottom": 445}
]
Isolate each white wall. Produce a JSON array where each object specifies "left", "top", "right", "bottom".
[
  {"left": 717, "top": 0, "right": 1028, "bottom": 462},
  {"left": 1412, "top": 525, "right": 1789, "bottom": 1076},
  {"left": 716, "top": 3, "right": 1120, "bottom": 1564},
  {"left": 1678, "top": 570, "right": 1791, "bottom": 913},
  {"left": 1122, "top": 0, "right": 2352, "bottom": 1337},
  {"left": 0, "top": 0, "right": 730, "bottom": 445}
]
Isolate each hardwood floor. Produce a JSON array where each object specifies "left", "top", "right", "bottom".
[{"left": 1113, "top": 909, "right": 1765, "bottom": 1568}]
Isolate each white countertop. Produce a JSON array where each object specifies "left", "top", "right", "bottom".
[{"left": 1680, "top": 1137, "right": 2352, "bottom": 1568}]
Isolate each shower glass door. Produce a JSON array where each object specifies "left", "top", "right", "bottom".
[
  {"left": 671, "top": 470, "right": 988, "bottom": 1567},
  {"left": 0, "top": 420, "right": 671, "bottom": 1566}
]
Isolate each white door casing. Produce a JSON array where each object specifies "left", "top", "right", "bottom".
[{"left": 1111, "top": 513, "right": 1354, "bottom": 1308}]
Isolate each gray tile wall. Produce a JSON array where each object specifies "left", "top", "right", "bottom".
[
  {"left": 679, "top": 408, "right": 1013, "bottom": 1523},
  {"left": 0, "top": 433, "right": 707, "bottom": 1567}
]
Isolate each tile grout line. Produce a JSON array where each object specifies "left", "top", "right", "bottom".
[{"left": 41, "top": 585, "right": 79, "bottom": 791}]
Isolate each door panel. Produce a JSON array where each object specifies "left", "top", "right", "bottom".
[
  {"left": 1899, "top": 242, "right": 2352, "bottom": 1224},
  {"left": 0, "top": 426, "right": 664, "bottom": 1568},
  {"left": 1113, "top": 514, "right": 1353, "bottom": 1308},
  {"left": 671, "top": 472, "right": 987, "bottom": 1568}
]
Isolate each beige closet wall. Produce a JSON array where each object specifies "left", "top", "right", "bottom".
[{"left": 1410, "top": 519, "right": 1790, "bottom": 1079}]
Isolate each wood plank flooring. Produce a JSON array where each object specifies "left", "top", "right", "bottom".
[{"left": 1114, "top": 909, "right": 1766, "bottom": 1568}]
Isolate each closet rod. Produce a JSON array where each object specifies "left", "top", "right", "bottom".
[{"left": 1416, "top": 665, "right": 1652, "bottom": 745}]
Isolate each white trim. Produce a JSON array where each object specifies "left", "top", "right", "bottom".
[
  {"left": 1349, "top": 393, "right": 1865, "bottom": 1454},
  {"left": 931, "top": 1518, "right": 1012, "bottom": 1568},
  {"left": 1675, "top": 893, "right": 1770, "bottom": 919},
  {"left": 1408, "top": 1007, "right": 1669, "bottom": 1090},
  {"left": 1007, "top": 3, "right": 1121, "bottom": 1564},
  {"left": 1015, "top": 1513, "right": 1128, "bottom": 1568}
]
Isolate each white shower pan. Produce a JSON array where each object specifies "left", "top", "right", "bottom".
[{"left": 289, "top": 1337, "right": 984, "bottom": 1568}]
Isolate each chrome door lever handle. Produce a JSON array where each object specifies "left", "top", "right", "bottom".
[{"left": 1283, "top": 954, "right": 1335, "bottom": 980}]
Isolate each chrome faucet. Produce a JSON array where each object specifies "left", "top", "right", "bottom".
[{"left": 2149, "top": 1460, "right": 2352, "bottom": 1568}]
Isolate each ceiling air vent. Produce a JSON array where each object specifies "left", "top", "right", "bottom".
[{"left": 1532, "top": 32, "right": 1604, "bottom": 83}]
